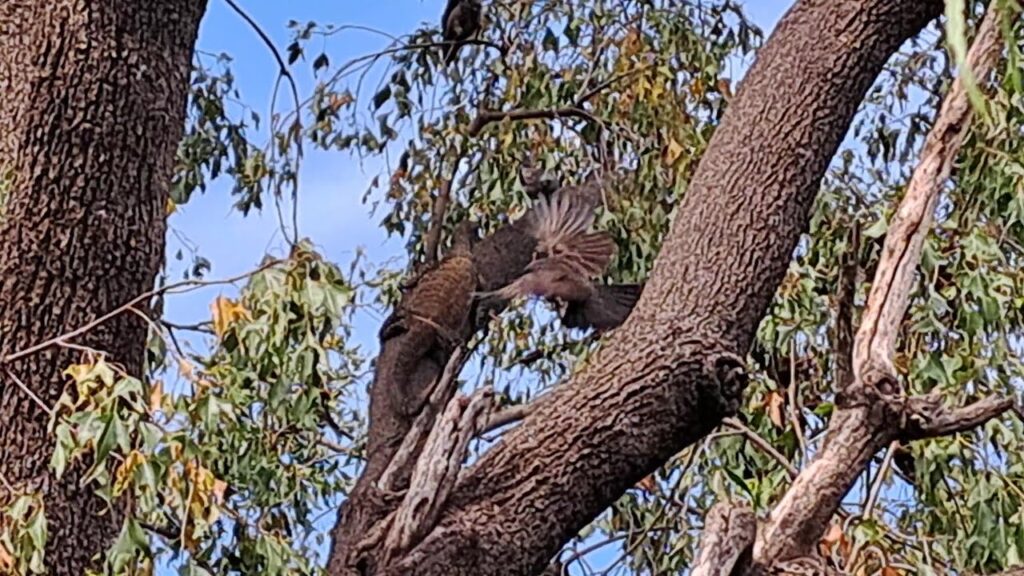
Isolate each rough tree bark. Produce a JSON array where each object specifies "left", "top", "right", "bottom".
[
  {"left": 0, "top": 1, "right": 207, "bottom": 573},
  {"left": 328, "top": 1, "right": 944, "bottom": 575}
]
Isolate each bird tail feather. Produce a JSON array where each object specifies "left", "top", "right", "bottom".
[{"left": 561, "top": 283, "right": 643, "bottom": 331}]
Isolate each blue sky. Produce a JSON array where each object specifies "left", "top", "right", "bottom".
[{"left": 161, "top": 0, "right": 790, "bottom": 572}]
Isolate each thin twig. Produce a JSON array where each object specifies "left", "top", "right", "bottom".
[
  {"left": 161, "top": 319, "right": 214, "bottom": 334},
  {"left": 846, "top": 439, "right": 897, "bottom": 569},
  {"left": 422, "top": 159, "right": 462, "bottom": 265},
  {"left": 221, "top": 0, "right": 300, "bottom": 141},
  {"left": 222, "top": 0, "right": 303, "bottom": 246},
  {"left": 722, "top": 417, "right": 798, "bottom": 480},
  {"left": 1, "top": 259, "right": 281, "bottom": 366},
  {"left": 509, "top": 333, "right": 599, "bottom": 368},
  {"left": 574, "top": 65, "right": 653, "bottom": 107},
  {"left": 834, "top": 223, "right": 859, "bottom": 392},
  {"left": 787, "top": 340, "right": 807, "bottom": 466},
  {"left": 467, "top": 107, "right": 598, "bottom": 137},
  {"left": 3, "top": 368, "right": 54, "bottom": 417},
  {"left": 318, "top": 437, "right": 354, "bottom": 455}
]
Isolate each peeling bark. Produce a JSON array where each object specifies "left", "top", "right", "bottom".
[
  {"left": 325, "top": 1, "right": 946, "bottom": 574},
  {"left": 0, "top": 1, "right": 207, "bottom": 573},
  {"left": 692, "top": 503, "right": 756, "bottom": 576},
  {"left": 751, "top": 6, "right": 1006, "bottom": 571}
]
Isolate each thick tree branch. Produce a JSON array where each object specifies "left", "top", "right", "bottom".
[
  {"left": 751, "top": 6, "right": 1006, "bottom": 570},
  {"left": 362, "top": 2, "right": 947, "bottom": 575},
  {"left": 377, "top": 347, "right": 470, "bottom": 491},
  {"left": 692, "top": 503, "right": 756, "bottom": 576},
  {"left": 384, "top": 386, "right": 494, "bottom": 557}
]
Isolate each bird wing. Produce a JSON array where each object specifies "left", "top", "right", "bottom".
[
  {"left": 526, "top": 190, "right": 616, "bottom": 279},
  {"left": 561, "top": 283, "right": 643, "bottom": 331}
]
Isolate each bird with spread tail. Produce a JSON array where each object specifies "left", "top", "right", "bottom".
[
  {"left": 473, "top": 174, "right": 643, "bottom": 332},
  {"left": 441, "top": 0, "right": 483, "bottom": 65}
]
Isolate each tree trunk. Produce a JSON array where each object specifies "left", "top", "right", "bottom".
[
  {"left": 0, "top": 1, "right": 206, "bottom": 573},
  {"left": 327, "top": 0, "right": 944, "bottom": 574}
]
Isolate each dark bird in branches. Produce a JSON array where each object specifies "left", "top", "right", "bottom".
[
  {"left": 441, "top": 0, "right": 483, "bottom": 65},
  {"left": 473, "top": 176, "right": 643, "bottom": 332},
  {"left": 381, "top": 220, "right": 478, "bottom": 347},
  {"left": 518, "top": 154, "right": 561, "bottom": 198},
  {"left": 378, "top": 220, "right": 479, "bottom": 415}
]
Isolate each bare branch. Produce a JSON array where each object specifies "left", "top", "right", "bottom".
[
  {"left": 223, "top": 0, "right": 303, "bottom": 245},
  {"left": 574, "top": 65, "right": 653, "bottom": 107},
  {"left": 379, "top": 346, "right": 470, "bottom": 490},
  {"left": 693, "top": 502, "right": 756, "bottom": 576},
  {"left": 751, "top": 7, "right": 1006, "bottom": 568},
  {"left": 385, "top": 386, "right": 495, "bottom": 557},
  {"left": 852, "top": 4, "right": 1004, "bottom": 391},
  {"left": 901, "top": 393, "right": 1016, "bottom": 439},
  {"left": 480, "top": 401, "right": 537, "bottom": 436},
  {"left": 467, "top": 107, "right": 598, "bottom": 138},
  {"left": 318, "top": 438, "right": 355, "bottom": 456},
  {"left": 0, "top": 259, "right": 281, "bottom": 366},
  {"left": 2, "top": 368, "right": 54, "bottom": 417},
  {"left": 845, "top": 439, "right": 897, "bottom": 569}
]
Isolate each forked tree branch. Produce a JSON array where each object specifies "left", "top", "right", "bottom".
[
  {"left": 852, "top": 2, "right": 1006, "bottom": 393},
  {"left": 377, "top": 347, "right": 470, "bottom": 490},
  {"left": 750, "top": 5, "right": 1008, "bottom": 571},
  {"left": 384, "top": 386, "right": 494, "bottom": 557}
]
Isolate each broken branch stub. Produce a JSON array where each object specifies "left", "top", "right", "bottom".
[
  {"left": 693, "top": 502, "right": 757, "bottom": 576},
  {"left": 385, "top": 386, "right": 495, "bottom": 557}
]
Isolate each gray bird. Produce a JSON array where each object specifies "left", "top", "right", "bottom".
[
  {"left": 473, "top": 185, "right": 640, "bottom": 331},
  {"left": 441, "top": 0, "right": 483, "bottom": 65}
]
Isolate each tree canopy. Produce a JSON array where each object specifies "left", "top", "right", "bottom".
[{"left": 1, "top": 0, "right": 1023, "bottom": 575}]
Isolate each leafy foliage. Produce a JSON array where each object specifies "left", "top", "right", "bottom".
[{"left": 28, "top": 245, "right": 366, "bottom": 575}]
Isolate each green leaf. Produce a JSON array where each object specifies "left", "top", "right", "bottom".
[{"left": 372, "top": 85, "right": 392, "bottom": 111}]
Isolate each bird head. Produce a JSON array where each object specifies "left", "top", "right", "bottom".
[{"left": 519, "top": 155, "right": 560, "bottom": 200}]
